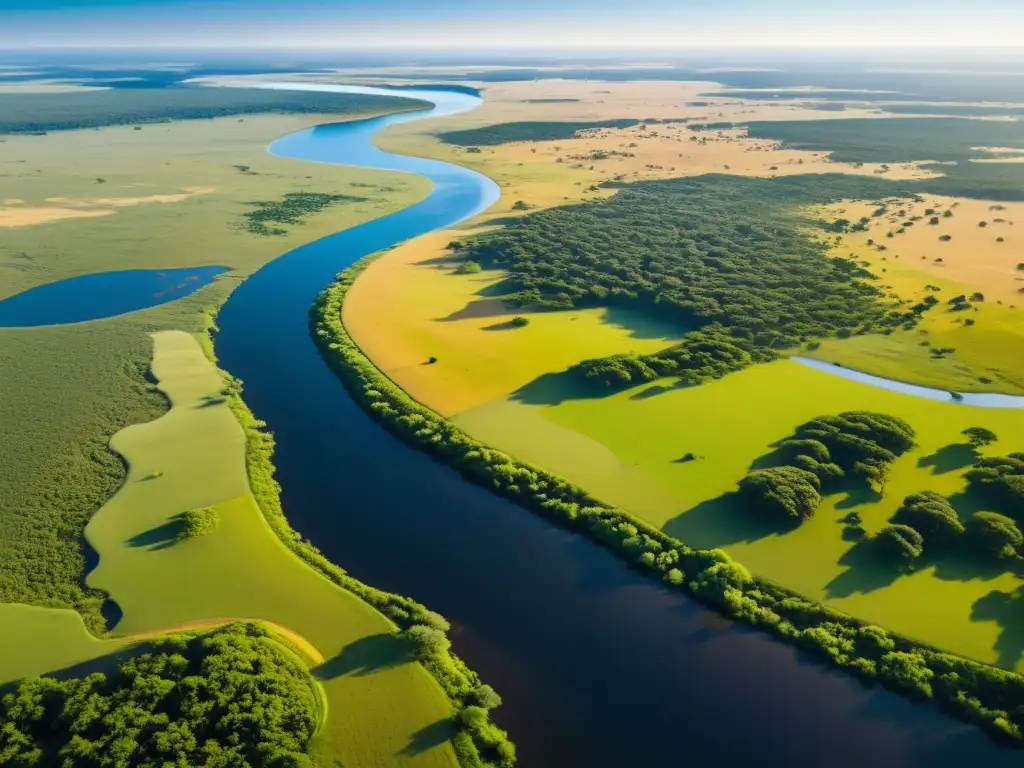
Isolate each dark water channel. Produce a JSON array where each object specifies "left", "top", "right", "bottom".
[{"left": 212, "top": 85, "right": 1018, "bottom": 767}]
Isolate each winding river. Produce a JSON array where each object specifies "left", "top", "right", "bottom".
[{"left": 212, "top": 85, "right": 1019, "bottom": 767}]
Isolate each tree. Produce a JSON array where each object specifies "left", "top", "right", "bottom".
[
  {"left": 471, "top": 684, "right": 503, "bottom": 710},
  {"left": 405, "top": 625, "right": 451, "bottom": 658},
  {"left": 966, "top": 512, "right": 1023, "bottom": 559},
  {"left": 510, "top": 316, "right": 530, "bottom": 327},
  {"left": 737, "top": 465, "right": 822, "bottom": 523},
  {"left": 456, "top": 260, "right": 482, "bottom": 274},
  {"left": 873, "top": 524, "right": 924, "bottom": 564},
  {"left": 891, "top": 491, "right": 964, "bottom": 546},
  {"left": 962, "top": 427, "right": 998, "bottom": 448}
]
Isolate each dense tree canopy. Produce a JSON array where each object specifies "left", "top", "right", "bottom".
[
  {"left": 966, "top": 512, "right": 1023, "bottom": 560},
  {"left": 458, "top": 175, "right": 915, "bottom": 363},
  {"left": 0, "top": 623, "right": 320, "bottom": 768},
  {"left": 737, "top": 465, "right": 821, "bottom": 523},
  {"left": 891, "top": 491, "right": 964, "bottom": 547},
  {"left": 873, "top": 524, "right": 925, "bottom": 564},
  {"left": 965, "top": 454, "right": 1024, "bottom": 520}
]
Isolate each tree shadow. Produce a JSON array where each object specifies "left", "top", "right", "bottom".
[
  {"left": 947, "top": 488, "right": 995, "bottom": 519},
  {"left": 917, "top": 442, "right": 979, "bottom": 474},
  {"left": 313, "top": 634, "right": 412, "bottom": 680},
  {"left": 125, "top": 518, "right": 184, "bottom": 551},
  {"left": 824, "top": 540, "right": 903, "bottom": 598},
  {"left": 510, "top": 370, "right": 612, "bottom": 406},
  {"left": 196, "top": 396, "right": 227, "bottom": 408},
  {"left": 435, "top": 298, "right": 517, "bottom": 322},
  {"left": 475, "top": 277, "right": 518, "bottom": 297},
  {"left": 481, "top": 320, "right": 519, "bottom": 331},
  {"left": 971, "top": 587, "right": 1024, "bottom": 669},
  {"left": 400, "top": 719, "right": 456, "bottom": 757},
  {"left": 598, "top": 306, "right": 687, "bottom": 342},
  {"left": 834, "top": 485, "right": 883, "bottom": 510},
  {"left": 663, "top": 491, "right": 793, "bottom": 550}
]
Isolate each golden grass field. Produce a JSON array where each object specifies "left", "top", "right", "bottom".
[{"left": 341, "top": 78, "right": 1024, "bottom": 671}]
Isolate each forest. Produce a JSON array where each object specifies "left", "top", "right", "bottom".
[
  {"left": 0, "top": 87, "right": 427, "bottom": 134},
  {"left": 436, "top": 119, "right": 638, "bottom": 146},
  {"left": 243, "top": 192, "right": 367, "bottom": 236},
  {"left": 0, "top": 623, "right": 321, "bottom": 767},
  {"left": 732, "top": 117, "right": 1024, "bottom": 199},
  {"left": 454, "top": 173, "right": 917, "bottom": 384}
]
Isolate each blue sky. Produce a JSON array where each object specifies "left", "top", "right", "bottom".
[{"left": 1, "top": 0, "right": 1021, "bottom": 49}]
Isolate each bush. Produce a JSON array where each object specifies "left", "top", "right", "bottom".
[
  {"left": 966, "top": 512, "right": 1023, "bottom": 559},
  {"left": 510, "top": 316, "right": 530, "bottom": 327},
  {"left": 891, "top": 491, "right": 964, "bottom": 546},
  {"left": 176, "top": 506, "right": 219, "bottom": 542},
  {"left": 456, "top": 260, "right": 483, "bottom": 275},
  {"left": 873, "top": 524, "right": 924, "bottom": 564},
  {"left": 737, "top": 466, "right": 822, "bottom": 523}
]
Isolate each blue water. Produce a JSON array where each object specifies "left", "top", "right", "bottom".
[
  {"left": 212, "top": 84, "right": 1019, "bottom": 767},
  {"left": 793, "top": 356, "right": 1024, "bottom": 408},
  {"left": 0, "top": 265, "right": 228, "bottom": 328}
]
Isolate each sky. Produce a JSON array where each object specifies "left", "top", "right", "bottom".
[{"left": 1, "top": 0, "right": 1023, "bottom": 50}]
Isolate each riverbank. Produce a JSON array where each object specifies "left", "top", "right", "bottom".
[{"left": 313, "top": 252, "right": 1024, "bottom": 747}]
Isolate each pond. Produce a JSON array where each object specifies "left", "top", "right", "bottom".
[{"left": 0, "top": 265, "right": 228, "bottom": 327}]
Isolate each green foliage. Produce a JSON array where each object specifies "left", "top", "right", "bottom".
[
  {"left": 0, "top": 88, "right": 427, "bottom": 134},
  {"left": 571, "top": 326, "right": 770, "bottom": 390},
  {"left": 312, "top": 252, "right": 1024, "bottom": 746},
  {"left": 891, "top": 491, "right": 964, "bottom": 546},
  {"left": 509, "top": 316, "right": 529, "bottom": 328},
  {"left": 873, "top": 524, "right": 925, "bottom": 564},
  {"left": 456, "top": 260, "right": 483, "bottom": 275},
  {"left": 965, "top": 454, "right": 1024, "bottom": 519},
  {"left": 175, "top": 506, "right": 219, "bottom": 543},
  {"left": 963, "top": 427, "right": 999, "bottom": 448},
  {"left": 436, "top": 119, "right": 639, "bottom": 146},
  {"left": 458, "top": 175, "right": 916, "bottom": 389},
  {"left": 0, "top": 623, "right": 321, "bottom": 767},
  {"left": 966, "top": 512, "right": 1023, "bottom": 560},
  {"left": 244, "top": 192, "right": 365, "bottom": 236},
  {"left": 737, "top": 466, "right": 822, "bottom": 523}
]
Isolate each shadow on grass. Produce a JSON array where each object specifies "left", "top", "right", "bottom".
[
  {"left": 834, "top": 485, "right": 883, "bottom": 510},
  {"left": 946, "top": 489, "right": 996, "bottom": 519},
  {"left": 197, "top": 396, "right": 227, "bottom": 409},
  {"left": 972, "top": 587, "right": 1024, "bottom": 669},
  {"left": 435, "top": 298, "right": 518, "bottom": 322},
  {"left": 313, "top": 633, "right": 412, "bottom": 681},
  {"left": 663, "top": 491, "right": 794, "bottom": 550},
  {"left": 481, "top": 320, "right": 520, "bottom": 331},
  {"left": 401, "top": 719, "right": 456, "bottom": 757},
  {"left": 511, "top": 370, "right": 613, "bottom": 407},
  {"left": 824, "top": 540, "right": 903, "bottom": 599},
  {"left": 126, "top": 518, "right": 185, "bottom": 551},
  {"left": 917, "top": 442, "right": 979, "bottom": 474}
]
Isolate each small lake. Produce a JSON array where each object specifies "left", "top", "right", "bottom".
[
  {"left": 212, "top": 84, "right": 1022, "bottom": 767},
  {"left": 793, "top": 356, "right": 1024, "bottom": 408},
  {"left": 0, "top": 266, "right": 228, "bottom": 327}
]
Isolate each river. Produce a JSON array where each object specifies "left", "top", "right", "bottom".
[{"left": 212, "top": 84, "right": 1019, "bottom": 767}]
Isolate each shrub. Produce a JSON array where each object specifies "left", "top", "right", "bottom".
[
  {"left": 737, "top": 466, "right": 822, "bottom": 523},
  {"left": 966, "top": 512, "right": 1023, "bottom": 559},
  {"left": 873, "top": 524, "right": 924, "bottom": 564},
  {"left": 891, "top": 491, "right": 964, "bottom": 546},
  {"left": 176, "top": 506, "right": 219, "bottom": 542},
  {"left": 510, "top": 316, "right": 530, "bottom": 328},
  {"left": 456, "top": 260, "right": 482, "bottom": 275}
]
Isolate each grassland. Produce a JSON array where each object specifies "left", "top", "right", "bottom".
[
  {"left": 76, "top": 330, "right": 462, "bottom": 767},
  {"left": 0, "top": 114, "right": 429, "bottom": 631},
  {"left": 436, "top": 118, "right": 639, "bottom": 146}
]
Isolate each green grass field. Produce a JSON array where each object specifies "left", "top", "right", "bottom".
[
  {"left": 82, "top": 331, "right": 459, "bottom": 768},
  {"left": 0, "top": 114, "right": 429, "bottom": 631},
  {"left": 455, "top": 358, "right": 1024, "bottom": 669}
]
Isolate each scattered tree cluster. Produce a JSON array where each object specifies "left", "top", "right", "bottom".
[
  {"left": 312, "top": 257, "right": 1024, "bottom": 746},
  {"left": 966, "top": 453, "right": 1024, "bottom": 520},
  {"left": 243, "top": 192, "right": 365, "bottom": 236},
  {"left": 0, "top": 623, "right": 320, "bottom": 767},
  {"left": 571, "top": 325, "right": 774, "bottom": 390},
  {"left": 738, "top": 412, "right": 916, "bottom": 525}
]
